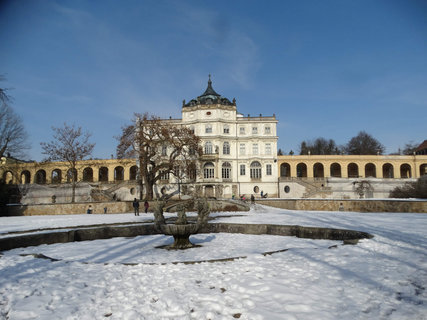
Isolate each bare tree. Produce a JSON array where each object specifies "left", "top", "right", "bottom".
[
  {"left": 116, "top": 113, "right": 201, "bottom": 200},
  {"left": 40, "top": 123, "right": 95, "bottom": 203},
  {"left": 0, "top": 76, "right": 29, "bottom": 158},
  {"left": 345, "top": 131, "right": 385, "bottom": 155}
]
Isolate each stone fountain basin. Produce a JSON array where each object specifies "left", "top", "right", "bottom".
[
  {"left": 0, "top": 223, "right": 373, "bottom": 251},
  {"left": 160, "top": 223, "right": 199, "bottom": 236}
]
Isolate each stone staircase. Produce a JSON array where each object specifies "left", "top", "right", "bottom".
[{"left": 295, "top": 179, "right": 333, "bottom": 198}]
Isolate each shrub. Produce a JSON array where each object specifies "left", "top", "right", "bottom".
[{"left": 389, "top": 176, "right": 427, "bottom": 199}]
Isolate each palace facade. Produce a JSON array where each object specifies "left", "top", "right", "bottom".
[{"left": 1, "top": 78, "right": 427, "bottom": 203}]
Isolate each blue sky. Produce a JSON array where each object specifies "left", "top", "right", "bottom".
[{"left": 1, "top": 0, "right": 426, "bottom": 161}]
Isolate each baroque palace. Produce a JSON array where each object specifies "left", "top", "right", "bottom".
[{"left": 1, "top": 79, "right": 427, "bottom": 204}]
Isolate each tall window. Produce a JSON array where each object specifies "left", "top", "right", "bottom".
[
  {"left": 252, "top": 143, "right": 259, "bottom": 155},
  {"left": 265, "top": 143, "right": 271, "bottom": 155},
  {"left": 250, "top": 161, "right": 262, "bottom": 179},
  {"left": 205, "top": 125, "right": 212, "bottom": 133},
  {"left": 240, "top": 164, "right": 246, "bottom": 176},
  {"left": 266, "top": 164, "right": 272, "bottom": 175},
  {"left": 223, "top": 142, "right": 230, "bottom": 155},
  {"left": 203, "top": 162, "right": 215, "bottom": 179},
  {"left": 239, "top": 127, "right": 245, "bottom": 135},
  {"left": 204, "top": 141, "right": 213, "bottom": 154},
  {"left": 265, "top": 126, "right": 271, "bottom": 134},
  {"left": 223, "top": 125, "right": 230, "bottom": 134},
  {"left": 252, "top": 126, "right": 258, "bottom": 134},
  {"left": 222, "top": 162, "right": 231, "bottom": 179},
  {"left": 240, "top": 143, "right": 246, "bottom": 155}
]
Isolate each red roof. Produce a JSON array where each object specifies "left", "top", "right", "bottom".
[{"left": 416, "top": 140, "right": 427, "bottom": 152}]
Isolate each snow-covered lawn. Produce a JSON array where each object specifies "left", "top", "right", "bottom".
[{"left": 0, "top": 205, "right": 426, "bottom": 319}]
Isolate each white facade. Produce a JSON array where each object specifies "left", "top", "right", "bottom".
[{"left": 158, "top": 78, "right": 279, "bottom": 199}]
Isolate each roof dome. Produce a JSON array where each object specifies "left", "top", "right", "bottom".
[{"left": 183, "top": 75, "right": 235, "bottom": 107}]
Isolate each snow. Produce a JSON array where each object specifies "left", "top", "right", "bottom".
[{"left": 0, "top": 205, "right": 426, "bottom": 319}]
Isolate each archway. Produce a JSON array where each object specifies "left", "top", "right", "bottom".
[
  {"left": 3, "top": 171, "right": 13, "bottom": 184},
  {"left": 21, "top": 170, "right": 31, "bottom": 184},
  {"left": 51, "top": 169, "right": 62, "bottom": 184},
  {"left": 365, "top": 163, "right": 376, "bottom": 178},
  {"left": 83, "top": 167, "right": 93, "bottom": 182},
  {"left": 313, "top": 163, "right": 324, "bottom": 178},
  {"left": 130, "top": 166, "right": 138, "bottom": 180},
  {"left": 382, "top": 163, "right": 394, "bottom": 178},
  {"left": 296, "top": 163, "right": 307, "bottom": 178},
  {"left": 280, "top": 163, "right": 291, "bottom": 178},
  {"left": 114, "top": 166, "right": 124, "bottom": 181},
  {"left": 35, "top": 170, "right": 47, "bottom": 184},
  {"left": 348, "top": 163, "right": 359, "bottom": 178},
  {"left": 420, "top": 164, "right": 427, "bottom": 177},
  {"left": 99, "top": 167, "right": 108, "bottom": 182},
  {"left": 330, "top": 163, "right": 341, "bottom": 178},
  {"left": 67, "top": 168, "right": 77, "bottom": 183},
  {"left": 400, "top": 164, "right": 411, "bottom": 178}
]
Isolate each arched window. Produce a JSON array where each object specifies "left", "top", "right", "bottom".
[
  {"left": 280, "top": 163, "right": 291, "bottom": 178},
  {"left": 204, "top": 141, "right": 213, "bottom": 154},
  {"left": 250, "top": 161, "right": 262, "bottom": 179},
  {"left": 35, "top": 170, "right": 46, "bottom": 184},
  {"left": 223, "top": 142, "right": 230, "bottom": 155},
  {"left": 130, "top": 166, "right": 138, "bottom": 180},
  {"left": 330, "top": 163, "right": 341, "bottom": 178},
  {"left": 400, "top": 164, "right": 411, "bottom": 178},
  {"left": 348, "top": 163, "right": 359, "bottom": 178},
  {"left": 21, "top": 170, "right": 31, "bottom": 184},
  {"left": 296, "top": 163, "right": 307, "bottom": 178},
  {"left": 67, "top": 168, "right": 77, "bottom": 183},
  {"left": 313, "top": 163, "right": 324, "bottom": 178},
  {"left": 115, "top": 166, "right": 124, "bottom": 181},
  {"left": 51, "top": 169, "right": 62, "bottom": 184},
  {"left": 83, "top": 167, "right": 93, "bottom": 182},
  {"left": 383, "top": 163, "right": 394, "bottom": 178},
  {"left": 203, "top": 162, "right": 215, "bottom": 179},
  {"left": 365, "top": 163, "right": 376, "bottom": 178},
  {"left": 222, "top": 162, "right": 231, "bottom": 179},
  {"left": 99, "top": 167, "right": 109, "bottom": 182}
]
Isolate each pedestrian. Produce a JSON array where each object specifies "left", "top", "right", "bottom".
[
  {"left": 251, "top": 194, "right": 255, "bottom": 204},
  {"left": 144, "top": 200, "right": 149, "bottom": 213},
  {"left": 104, "top": 207, "right": 107, "bottom": 214},
  {"left": 87, "top": 205, "right": 93, "bottom": 214},
  {"left": 132, "top": 198, "right": 140, "bottom": 216}
]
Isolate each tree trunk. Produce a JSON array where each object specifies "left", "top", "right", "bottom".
[
  {"left": 146, "top": 180, "right": 154, "bottom": 200},
  {"left": 71, "top": 181, "right": 76, "bottom": 203}
]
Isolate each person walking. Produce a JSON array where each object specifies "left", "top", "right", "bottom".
[
  {"left": 132, "top": 198, "right": 140, "bottom": 216},
  {"left": 144, "top": 201, "right": 149, "bottom": 214}
]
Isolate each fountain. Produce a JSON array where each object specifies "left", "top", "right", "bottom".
[{"left": 154, "top": 198, "right": 210, "bottom": 249}]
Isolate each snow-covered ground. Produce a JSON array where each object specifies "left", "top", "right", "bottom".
[{"left": 0, "top": 205, "right": 426, "bottom": 319}]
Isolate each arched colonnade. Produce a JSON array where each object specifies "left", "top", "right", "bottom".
[
  {"left": 279, "top": 155, "right": 427, "bottom": 180},
  {"left": 2, "top": 159, "right": 138, "bottom": 185}
]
